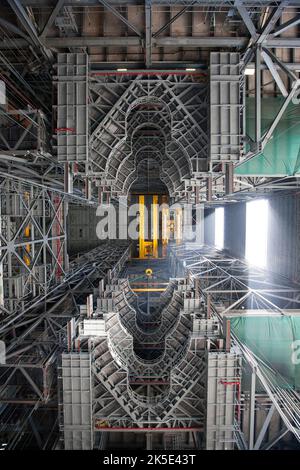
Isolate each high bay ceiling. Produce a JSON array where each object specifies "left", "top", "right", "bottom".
[{"left": 1, "top": 0, "right": 300, "bottom": 202}]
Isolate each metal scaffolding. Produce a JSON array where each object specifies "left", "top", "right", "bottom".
[
  {"left": 0, "top": 243, "right": 130, "bottom": 449},
  {"left": 170, "top": 244, "right": 300, "bottom": 449}
]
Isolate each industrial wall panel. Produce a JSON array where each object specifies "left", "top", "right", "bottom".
[
  {"left": 210, "top": 52, "right": 243, "bottom": 162},
  {"left": 56, "top": 53, "right": 89, "bottom": 162}
]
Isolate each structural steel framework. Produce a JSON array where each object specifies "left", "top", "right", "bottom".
[
  {"left": 0, "top": 243, "right": 130, "bottom": 449},
  {"left": 170, "top": 244, "right": 300, "bottom": 449},
  {"left": 1, "top": 0, "right": 300, "bottom": 452},
  {"left": 61, "top": 274, "right": 241, "bottom": 450}
]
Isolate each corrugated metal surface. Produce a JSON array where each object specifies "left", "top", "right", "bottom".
[{"left": 224, "top": 202, "right": 246, "bottom": 260}]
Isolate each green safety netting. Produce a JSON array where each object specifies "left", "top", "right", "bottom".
[
  {"left": 230, "top": 315, "right": 300, "bottom": 389},
  {"left": 235, "top": 97, "right": 300, "bottom": 176}
]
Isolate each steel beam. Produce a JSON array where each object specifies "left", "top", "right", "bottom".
[
  {"left": 17, "top": 0, "right": 300, "bottom": 6},
  {"left": 256, "top": 2, "right": 288, "bottom": 45},
  {"left": 262, "top": 428, "right": 289, "bottom": 450},
  {"left": 156, "top": 36, "right": 248, "bottom": 47},
  {"left": 97, "top": 0, "right": 143, "bottom": 37},
  {"left": 40, "top": 0, "right": 65, "bottom": 37}
]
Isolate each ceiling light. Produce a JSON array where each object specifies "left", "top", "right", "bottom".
[
  {"left": 244, "top": 67, "right": 255, "bottom": 75},
  {"left": 117, "top": 68, "right": 127, "bottom": 72},
  {"left": 185, "top": 68, "right": 196, "bottom": 72}
]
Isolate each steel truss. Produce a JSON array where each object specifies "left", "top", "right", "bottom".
[
  {"left": 170, "top": 243, "right": 300, "bottom": 450},
  {"left": 0, "top": 177, "right": 68, "bottom": 314}
]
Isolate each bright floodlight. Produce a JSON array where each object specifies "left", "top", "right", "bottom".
[
  {"left": 215, "top": 207, "right": 224, "bottom": 249},
  {"left": 244, "top": 67, "right": 255, "bottom": 75},
  {"left": 245, "top": 199, "right": 268, "bottom": 268}
]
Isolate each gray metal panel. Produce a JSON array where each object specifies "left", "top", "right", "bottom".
[
  {"left": 224, "top": 202, "right": 246, "bottom": 260},
  {"left": 210, "top": 52, "right": 243, "bottom": 162},
  {"left": 56, "top": 53, "right": 89, "bottom": 162},
  {"left": 61, "top": 353, "right": 93, "bottom": 450}
]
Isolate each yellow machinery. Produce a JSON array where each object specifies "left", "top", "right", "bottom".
[{"left": 138, "top": 195, "right": 159, "bottom": 259}]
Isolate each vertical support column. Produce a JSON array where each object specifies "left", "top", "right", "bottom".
[
  {"left": 255, "top": 46, "right": 262, "bottom": 148},
  {"left": 248, "top": 369, "right": 256, "bottom": 449},
  {"left": 225, "top": 162, "right": 234, "bottom": 195},
  {"left": 152, "top": 195, "right": 158, "bottom": 258},
  {"left": 64, "top": 162, "right": 73, "bottom": 194},
  {"left": 146, "top": 432, "right": 152, "bottom": 450},
  {"left": 195, "top": 186, "right": 200, "bottom": 205}
]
